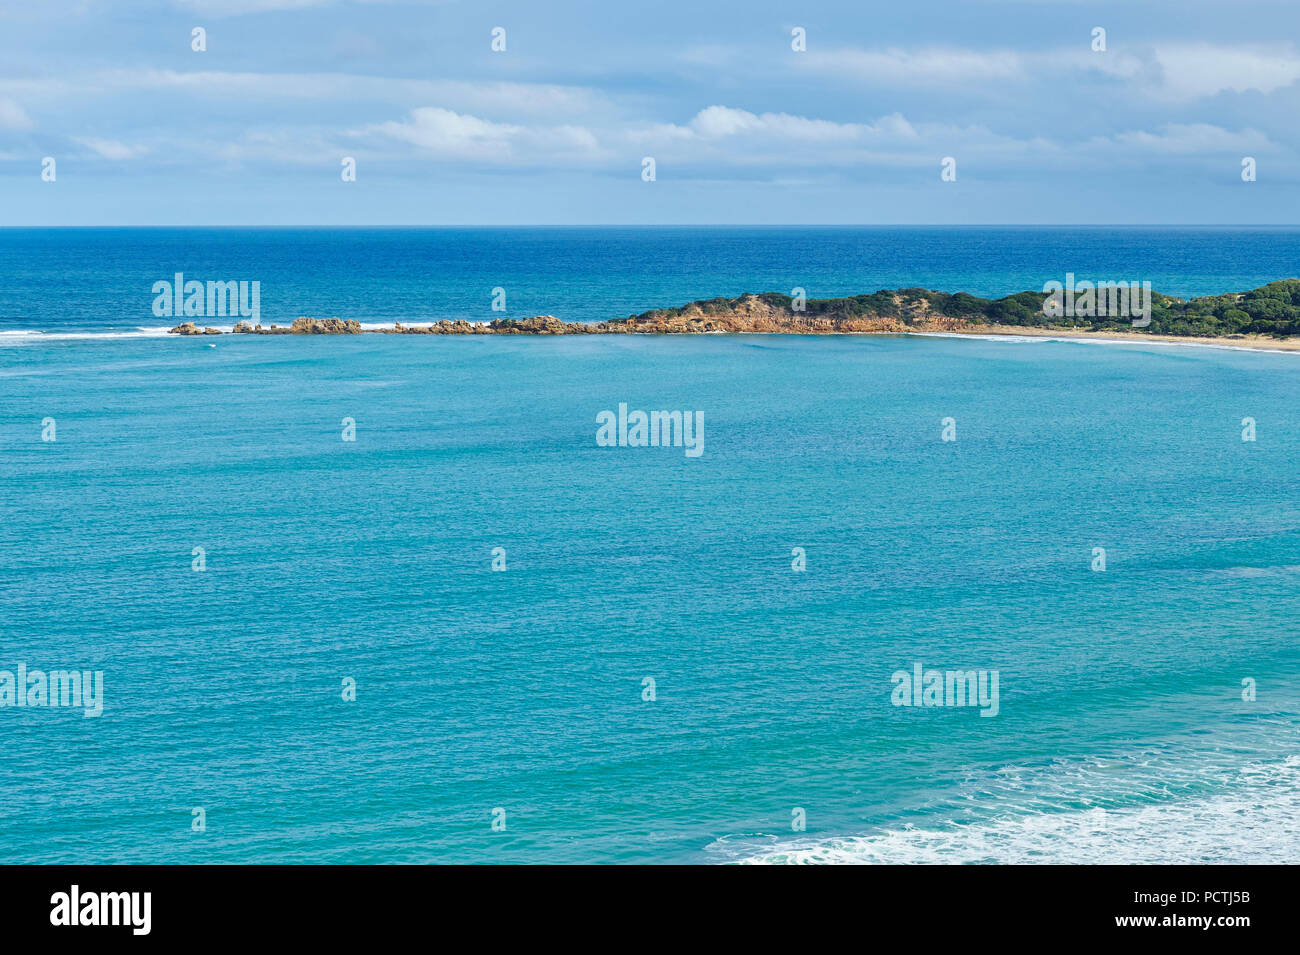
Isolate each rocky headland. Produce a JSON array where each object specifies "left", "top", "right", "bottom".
[{"left": 168, "top": 280, "right": 1300, "bottom": 348}]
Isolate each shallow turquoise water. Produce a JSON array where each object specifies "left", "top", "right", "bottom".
[{"left": 2, "top": 332, "right": 1298, "bottom": 863}]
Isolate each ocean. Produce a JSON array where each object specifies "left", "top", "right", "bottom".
[
  {"left": 1, "top": 228, "right": 1298, "bottom": 863},
  {"left": 4, "top": 226, "right": 1300, "bottom": 334}
]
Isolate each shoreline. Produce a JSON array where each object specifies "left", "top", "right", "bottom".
[
  {"left": 161, "top": 317, "right": 1300, "bottom": 353},
  {"left": 909, "top": 324, "right": 1300, "bottom": 353}
]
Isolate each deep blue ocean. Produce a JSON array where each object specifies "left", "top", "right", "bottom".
[
  {"left": 3, "top": 226, "right": 1300, "bottom": 333},
  {"left": 2, "top": 228, "right": 1298, "bottom": 863}
]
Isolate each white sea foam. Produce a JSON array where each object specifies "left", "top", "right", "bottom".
[
  {"left": 722, "top": 755, "right": 1300, "bottom": 865},
  {"left": 0, "top": 326, "right": 183, "bottom": 345},
  {"left": 362, "top": 320, "right": 492, "bottom": 329},
  {"left": 353, "top": 321, "right": 490, "bottom": 330},
  {"left": 0, "top": 321, "right": 489, "bottom": 343}
]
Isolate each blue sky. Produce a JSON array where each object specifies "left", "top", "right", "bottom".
[{"left": 2, "top": 0, "right": 1299, "bottom": 224}]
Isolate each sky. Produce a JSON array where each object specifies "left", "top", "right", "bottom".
[{"left": 1, "top": 0, "right": 1299, "bottom": 225}]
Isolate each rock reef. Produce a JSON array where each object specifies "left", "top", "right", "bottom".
[
  {"left": 167, "top": 294, "right": 969, "bottom": 338},
  {"left": 173, "top": 317, "right": 362, "bottom": 335}
]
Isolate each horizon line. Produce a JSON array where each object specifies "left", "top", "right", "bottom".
[{"left": 3, "top": 223, "right": 1300, "bottom": 230}]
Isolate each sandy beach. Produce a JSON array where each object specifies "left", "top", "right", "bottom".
[{"left": 932, "top": 324, "right": 1300, "bottom": 353}]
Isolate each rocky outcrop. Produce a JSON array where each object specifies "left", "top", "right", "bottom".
[
  {"left": 170, "top": 304, "right": 966, "bottom": 338},
  {"left": 168, "top": 322, "right": 226, "bottom": 335},
  {"left": 603, "top": 292, "right": 977, "bottom": 334},
  {"left": 175, "top": 317, "right": 364, "bottom": 335},
  {"left": 271, "top": 317, "right": 358, "bottom": 335},
  {"left": 487, "top": 315, "right": 570, "bottom": 334},
  {"left": 287, "top": 317, "right": 362, "bottom": 334}
]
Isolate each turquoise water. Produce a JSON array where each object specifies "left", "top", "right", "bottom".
[{"left": 3, "top": 330, "right": 1298, "bottom": 863}]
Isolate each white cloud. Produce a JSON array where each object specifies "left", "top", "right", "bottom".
[
  {"left": 648, "top": 106, "right": 920, "bottom": 146},
  {"left": 797, "top": 44, "right": 1150, "bottom": 90},
  {"left": 0, "top": 70, "right": 608, "bottom": 121},
  {"left": 370, "top": 108, "right": 520, "bottom": 160},
  {"left": 633, "top": 106, "right": 1048, "bottom": 170},
  {"left": 1152, "top": 44, "right": 1300, "bottom": 100},
  {"left": 360, "top": 107, "right": 604, "bottom": 163},
  {"left": 800, "top": 42, "right": 1300, "bottom": 102},
  {"left": 0, "top": 97, "right": 33, "bottom": 130},
  {"left": 211, "top": 128, "right": 343, "bottom": 163},
  {"left": 1104, "top": 123, "right": 1276, "bottom": 154},
  {"left": 802, "top": 47, "right": 1026, "bottom": 86},
  {"left": 172, "top": 0, "right": 333, "bottom": 14},
  {"left": 172, "top": 0, "right": 441, "bottom": 10},
  {"left": 74, "top": 137, "right": 148, "bottom": 159}
]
